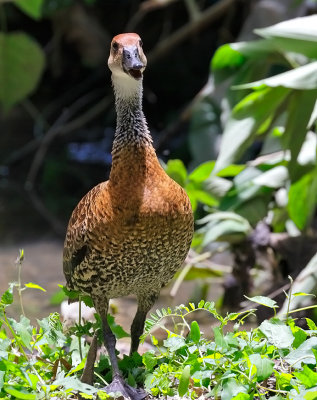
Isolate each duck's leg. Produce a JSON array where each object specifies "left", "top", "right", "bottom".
[
  {"left": 99, "top": 307, "right": 147, "bottom": 400},
  {"left": 130, "top": 294, "right": 158, "bottom": 355}
]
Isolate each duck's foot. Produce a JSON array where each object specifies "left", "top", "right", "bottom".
[{"left": 105, "top": 375, "right": 147, "bottom": 400}]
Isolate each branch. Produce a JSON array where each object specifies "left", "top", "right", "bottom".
[{"left": 147, "top": 0, "right": 236, "bottom": 64}]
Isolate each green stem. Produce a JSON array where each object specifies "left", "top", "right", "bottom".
[
  {"left": 16, "top": 252, "right": 25, "bottom": 316},
  {"left": 78, "top": 298, "right": 83, "bottom": 361}
]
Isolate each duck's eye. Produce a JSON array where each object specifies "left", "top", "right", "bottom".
[
  {"left": 112, "top": 42, "right": 119, "bottom": 51},
  {"left": 139, "top": 39, "right": 143, "bottom": 48}
]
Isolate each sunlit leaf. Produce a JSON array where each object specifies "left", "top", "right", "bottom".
[
  {"left": 178, "top": 365, "right": 190, "bottom": 397},
  {"left": 259, "top": 319, "right": 294, "bottom": 349},
  {"left": 14, "top": 0, "right": 44, "bottom": 20},
  {"left": 248, "top": 353, "right": 274, "bottom": 381},
  {"left": 245, "top": 295, "right": 278, "bottom": 309},
  {"left": 234, "top": 62, "right": 317, "bottom": 90},
  {"left": 25, "top": 282, "right": 46, "bottom": 292},
  {"left": 214, "top": 86, "right": 289, "bottom": 172}
]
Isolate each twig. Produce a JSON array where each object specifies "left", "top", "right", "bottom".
[
  {"left": 4, "top": 96, "right": 112, "bottom": 166},
  {"left": 26, "top": 188, "right": 65, "bottom": 236},
  {"left": 147, "top": 0, "right": 237, "bottom": 64}
]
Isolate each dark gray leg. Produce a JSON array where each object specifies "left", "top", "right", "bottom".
[
  {"left": 130, "top": 294, "right": 158, "bottom": 355},
  {"left": 98, "top": 305, "right": 147, "bottom": 400}
]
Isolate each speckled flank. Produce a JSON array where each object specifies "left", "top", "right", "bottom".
[{"left": 63, "top": 33, "right": 194, "bottom": 325}]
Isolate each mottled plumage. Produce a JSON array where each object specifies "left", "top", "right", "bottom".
[{"left": 63, "top": 33, "right": 193, "bottom": 399}]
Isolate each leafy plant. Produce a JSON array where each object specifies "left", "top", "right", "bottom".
[{"left": 1, "top": 251, "right": 317, "bottom": 399}]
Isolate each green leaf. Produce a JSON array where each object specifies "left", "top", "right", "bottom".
[
  {"left": 189, "top": 161, "right": 215, "bottom": 182},
  {"left": 190, "top": 320, "right": 200, "bottom": 344},
  {"left": 254, "top": 15, "right": 317, "bottom": 59},
  {"left": 234, "top": 62, "right": 317, "bottom": 90},
  {"left": 307, "top": 319, "right": 317, "bottom": 331},
  {"left": 142, "top": 351, "right": 157, "bottom": 371},
  {"left": 14, "top": 0, "right": 44, "bottom": 20},
  {"left": 9, "top": 316, "right": 33, "bottom": 350},
  {"left": 252, "top": 166, "right": 288, "bottom": 188},
  {"left": 283, "top": 90, "right": 317, "bottom": 178},
  {"left": 288, "top": 170, "right": 317, "bottom": 230},
  {"left": 222, "top": 378, "right": 248, "bottom": 400},
  {"left": 178, "top": 365, "right": 190, "bottom": 397},
  {"left": 245, "top": 295, "right": 278, "bottom": 309},
  {"left": 0, "top": 32, "right": 45, "bottom": 111},
  {"left": 107, "top": 315, "right": 130, "bottom": 339},
  {"left": 285, "top": 337, "right": 317, "bottom": 367},
  {"left": 213, "top": 326, "right": 227, "bottom": 351},
  {"left": 304, "top": 392, "right": 317, "bottom": 400},
  {"left": 24, "top": 282, "right": 46, "bottom": 292},
  {"left": 164, "top": 335, "right": 186, "bottom": 351},
  {"left": 1, "top": 286, "right": 13, "bottom": 306},
  {"left": 198, "top": 212, "right": 251, "bottom": 245},
  {"left": 294, "top": 365, "right": 317, "bottom": 389},
  {"left": 249, "top": 353, "right": 274, "bottom": 381},
  {"left": 4, "top": 386, "right": 36, "bottom": 399},
  {"left": 165, "top": 159, "right": 187, "bottom": 187},
  {"left": 214, "top": 86, "right": 289, "bottom": 172},
  {"left": 259, "top": 319, "right": 294, "bottom": 349}
]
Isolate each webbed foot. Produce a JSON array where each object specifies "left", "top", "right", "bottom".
[{"left": 105, "top": 375, "right": 147, "bottom": 400}]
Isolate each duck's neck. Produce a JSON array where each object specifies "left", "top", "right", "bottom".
[{"left": 111, "top": 75, "right": 152, "bottom": 157}]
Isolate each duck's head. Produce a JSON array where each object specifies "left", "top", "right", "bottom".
[{"left": 108, "top": 33, "right": 146, "bottom": 81}]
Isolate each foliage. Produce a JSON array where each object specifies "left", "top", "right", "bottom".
[
  {"left": 164, "top": 16, "right": 317, "bottom": 255},
  {"left": 2, "top": 274, "right": 317, "bottom": 399},
  {"left": 210, "top": 15, "right": 317, "bottom": 232}
]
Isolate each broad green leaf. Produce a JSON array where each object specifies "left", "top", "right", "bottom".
[
  {"left": 164, "top": 336, "right": 186, "bottom": 351},
  {"left": 202, "top": 219, "right": 250, "bottom": 245},
  {"left": 294, "top": 365, "right": 317, "bottom": 389},
  {"left": 283, "top": 90, "right": 317, "bottom": 178},
  {"left": 52, "top": 376, "right": 97, "bottom": 394},
  {"left": 199, "top": 212, "right": 251, "bottom": 245},
  {"left": 245, "top": 295, "right": 278, "bottom": 309},
  {"left": 189, "top": 161, "right": 215, "bottom": 182},
  {"left": 14, "top": 0, "right": 44, "bottom": 20},
  {"left": 234, "top": 62, "right": 317, "bottom": 90},
  {"left": 25, "top": 282, "right": 46, "bottom": 292},
  {"left": 213, "top": 327, "right": 227, "bottom": 351},
  {"left": 0, "top": 32, "right": 45, "bottom": 111},
  {"left": 222, "top": 378, "right": 248, "bottom": 400},
  {"left": 216, "top": 164, "right": 245, "bottom": 177},
  {"left": 255, "top": 15, "right": 317, "bottom": 59},
  {"left": 8, "top": 316, "right": 33, "bottom": 350},
  {"left": 178, "top": 365, "right": 190, "bottom": 397},
  {"left": 288, "top": 170, "right": 317, "bottom": 230},
  {"left": 214, "top": 86, "right": 289, "bottom": 173},
  {"left": 249, "top": 353, "right": 274, "bottom": 381},
  {"left": 165, "top": 159, "right": 187, "bottom": 187},
  {"left": 142, "top": 351, "right": 157, "bottom": 371},
  {"left": 190, "top": 320, "right": 200, "bottom": 343},
  {"left": 253, "top": 166, "right": 288, "bottom": 188},
  {"left": 305, "top": 391, "right": 317, "bottom": 400},
  {"left": 211, "top": 44, "right": 246, "bottom": 82},
  {"left": 188, "top": 99, "right": 219, "bottom": 164},
  {"left": 107, "top": 314, "right": 129, "bottom": 339},
  {"left": 4, "top": 386, "right": 36, "bottom": 399},
  {"left": 285, "top": 337, "right": 317, "bottom": 367},
  {"left": 259, "top": 319, "right": 294, "bottom": 349},
  {"left": 231, "top": 39, "right": 280, "bottom": 58}
]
